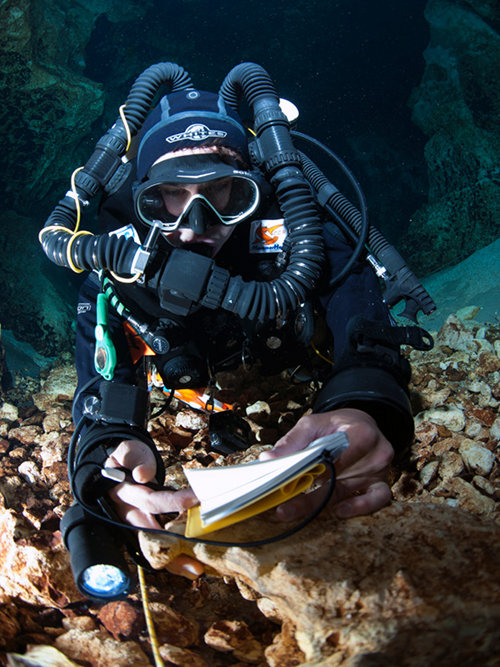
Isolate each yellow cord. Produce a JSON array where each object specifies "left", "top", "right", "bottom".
[
  {"left": 119, "top": 104, "right": 132, "bottom": 153},
  {"left": 109, "top": 269, "right": 142, "bottom": 283},
  {"left": 70, "top": 166, "right": 85, "bottom": 230},
  {"left": 138, "top": 565, "right": 165, "bottom": 667},
  {"left": 38, "top": 224, "right": 74, "bottom": 243},
  {"left": 311, "top": 341, "right": 334, "bottom": 365},
  {"left": 38, "top": 166, "right": 95, "bottom": 273},
  {"left": 66, "top": 230, "right": 94, "bottom": 273}
]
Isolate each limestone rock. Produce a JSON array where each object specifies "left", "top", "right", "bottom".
[
  {"left": 97, "top": 601, "right": 144, "bottom": 640},
  {"left": 6, "top": 645, "right": 82, "bottom": 666},
  {"left": 204, "top": 619, "right": 264, "bottom": 662},
  {"left": 0, "top": 505, "right": 80, "bottom": 607},
  {"left": 55, "top": 628, "right": 150, "bottom": 667},
  {"left": 439, "top": 450, "right": 465, "bottom": 480},
  {"left": 158, "top": 643, "right": 208, "bottom": 667},
  {"left": 33, "top": 365, "right": 78, "bottom": 411},
  {"left": 175, "top": 410, "right": 207, "bottom": 431},
  {"left": 147, "top": 601, "right": 199, "bottom": 648},
  {"left": 0, "top": 402, "right": 19, "bottom": 422},
  {"left": 458, "top": 438, "right": 496, "bottom": 475},
  {"left": 414, "top": 405, "right": 466, "bottom": 432},
  {"left": 419, "top": 459, "right": 439, "bottom": 486},
  {"left": 246, "top": 401, "right": 271, "bottom": 420},
  {"left": 140, "top": 502, "right": 500, "bottom": 665}
]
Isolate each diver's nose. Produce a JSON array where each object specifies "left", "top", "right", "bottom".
[{"left": 187, "top": 198, "right": 207, "bottom": 234}]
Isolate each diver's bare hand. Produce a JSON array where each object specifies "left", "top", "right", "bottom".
[
  {"left": 105, "top": 439, "right": 203, "bottom": 579},
  {"left": 260, "top": 409, "right": 394, "bottom": 520}
]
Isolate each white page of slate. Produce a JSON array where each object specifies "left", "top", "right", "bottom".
[{"left": 184, "top": 432, "right": 349, "bottom": 520}]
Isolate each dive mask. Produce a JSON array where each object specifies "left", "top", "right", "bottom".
[{"left": 134, "top": 153, "right": 260, "bottom": 232}]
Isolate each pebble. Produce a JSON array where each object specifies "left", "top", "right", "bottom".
[
  {"left": 420, "top": 460, "right": 440, "bottom": 487},
  {"left": 438, "top": 315, "right": 476, "bottom": 352},
  {"left": 449, "top": 478, "right": 497, "bottom": 516},
  {"left": 0, "top": 403, "right": 18, "bottom": 422},
  {"left": 465, "top": 422, "right": 483, "bottom": 438},
  {"left": 439, "top": 451, "right": 464, "bottom": 480},
  {"left": 246, "top": 401, "right": 271, "bottom": 417},
  {"left": 414, "top": 422, "right": 439, "bottom": 446},
  {"left": 490, "top": 417, "right": 500, "bottom": 440},
  {"left": 415, "top": 406, "right": 466, "bottom": 432},
  {"left": 175, "top": 410, "right": 206, "bottom": 431},
  {"left": 456, "top": 305, "right": 481, "bottom": 320},
  {"left": 459, "top": 440, "right": 496, "bottom": 476},
  {"left": 17, "top": 460, "right": 40, "bottom": 485},
  {"left": 472, "top": 476, "right": 496, "bottom": 497}
]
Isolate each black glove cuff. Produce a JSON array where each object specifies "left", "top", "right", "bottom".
[{"left": 313, "top": 366, "right": 414, "bottom": 450}]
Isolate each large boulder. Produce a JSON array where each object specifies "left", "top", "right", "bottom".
[{"left": 140, "top": 503, "right": 500, "bottom": 666}]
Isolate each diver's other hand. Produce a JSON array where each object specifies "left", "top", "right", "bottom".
[
  {"left": 260, "top": 409, "right": 394, "bottom": 520},
  {"left": 105, "top": 439, "right": 158, "bottom": 485},
  {"left": 104, "top": 439, "right": 202, "bottom": 579},
  {"left": 104, "top": 439, "right": 198, "bottom": 528}
]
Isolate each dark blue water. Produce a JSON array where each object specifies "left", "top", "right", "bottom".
[{"left": 84, "top": 0, "right": 429, "bottom": 242}]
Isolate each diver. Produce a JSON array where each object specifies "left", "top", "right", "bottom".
[{"left": 39, "top": 62, "right": 434, "bottom": 596}]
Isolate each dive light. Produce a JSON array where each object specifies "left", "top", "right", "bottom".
[{"left": 61, "top": 503, "right": 134, "bottom": 601}]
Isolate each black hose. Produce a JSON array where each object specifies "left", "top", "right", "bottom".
[
  {"left": 220, "top": 62, "right": 300, "bottom": 172},
  {"left": 121, "top": 62, "right": 193, "bottom": 132},
  {"left": 293, "top": 133, "right": 435, "bottom": 317},
  {"left": 40, "top": 63, "right": 193, "bottom": 273},
  {"left": 218, "top": 63, "right": 325, "bottom": 320}
]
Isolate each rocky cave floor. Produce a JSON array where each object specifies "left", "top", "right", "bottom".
[{"left": 0, "top": 312, "right": 498, "bottom": 666}]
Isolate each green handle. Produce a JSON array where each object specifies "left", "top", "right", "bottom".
[{"left": 94, "top": 293, "right": 117, "bottom": 380}]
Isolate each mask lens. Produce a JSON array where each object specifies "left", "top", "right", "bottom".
[{"left": 136, "top": 173, "right": 259, "bottom": 231}]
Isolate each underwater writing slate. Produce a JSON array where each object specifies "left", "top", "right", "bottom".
[{"left": 183, "top": 432, "right": 349, "bottom": 537}]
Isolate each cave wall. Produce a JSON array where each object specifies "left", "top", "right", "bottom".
[
  {"left": 403, "top": 0, "right": 500, "bottom": 274},
  {"left": 0, "top": 0, "right": 153, "bottom": 355}
]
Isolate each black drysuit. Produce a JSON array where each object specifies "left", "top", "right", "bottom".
[{"left": 73, "top": 170, "right": 414, "bottom": 451}]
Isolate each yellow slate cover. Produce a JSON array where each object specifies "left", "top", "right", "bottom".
[{"left": 185, "top": 462, "right": 326, "bottom": 537}]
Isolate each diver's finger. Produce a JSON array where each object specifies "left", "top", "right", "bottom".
[
  {"left": 334, "top": 481, "right": 392, "bottom": 518},
  {"left": 259, "top": 417, "right": 326, "bottom": 460},
  {"left": 165, "top": 555, "right": 205, "bottom": 580},
  {"left": 104, "top": 440, "right": 157, "bottom": 482},
  {"left": 112, "top": 501, "right": 163, "bottom": 530},
  {"left": 274, "top": 483, "right": 332, "bottom": 522},
  {"left": 110, "top": 483, "right": 198, "bottom": 515}
]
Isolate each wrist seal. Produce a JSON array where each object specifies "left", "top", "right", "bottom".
[{"left": 313, "top": 366, "right": 414, "bottom": 449}]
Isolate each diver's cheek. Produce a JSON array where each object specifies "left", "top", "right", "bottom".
[{"left": 211, "top": 226, "right": 236, "bottom": 256}]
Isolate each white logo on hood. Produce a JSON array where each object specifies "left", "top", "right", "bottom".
[{"left": 166, "top": 123, "right": 228, "bottom": 143}]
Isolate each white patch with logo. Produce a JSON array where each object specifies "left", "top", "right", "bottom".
[
  {"left": 249, "top": 219, "right": 287, "bottom": 254},
  {"left": 77, "top": 302, "right": 92, "bottom": 315},
  {"left": 108, "top": 224, "right": 141, "bottom": 243},
  {"left": 167, "top": 124, "right": 227, "bottom": 144}
]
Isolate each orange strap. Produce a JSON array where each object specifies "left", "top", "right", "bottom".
[{"left": 123, "top": 322, "right": 155, "bottom": 364}]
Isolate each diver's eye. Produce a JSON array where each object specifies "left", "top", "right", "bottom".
[
  {"left": 203, "top": 178, "right": 232, "bottom": 196},
  {"left": 161, "top": 187, "right": 187, "bottom": 198}
]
